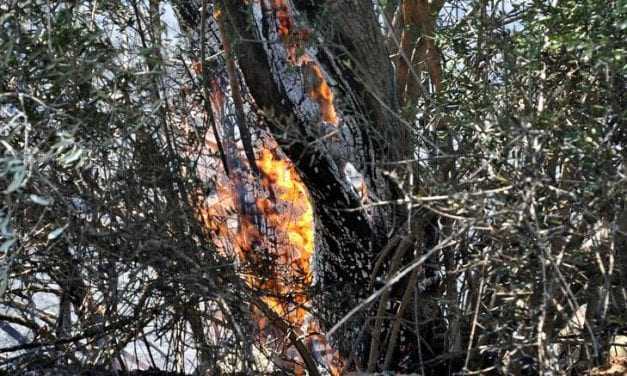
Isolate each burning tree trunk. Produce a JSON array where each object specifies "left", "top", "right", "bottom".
[
  {"left": 172, "top": 0, "right": 448, "bottom": 373},
  {"left": 3, "top": 1, "right": 623, "bottom": 374}
]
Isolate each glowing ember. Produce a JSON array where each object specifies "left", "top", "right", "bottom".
[
  {"left": 272, "top": 0, "right": 339, "bottom": 126},
  {"left": 274, "top": 0, "right": 292, "bottom": 38},
  {"left": 303, "top": 60, "right": 338, "bottom": 125},
  {"left": 194, "top": 3, "right": 345, "bottom": 371}
]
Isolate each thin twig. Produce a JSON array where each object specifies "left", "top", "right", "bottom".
[{"left": 327, "top": 231, "right": 462, "bottom": 338}]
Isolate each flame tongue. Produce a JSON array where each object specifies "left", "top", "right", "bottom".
[
  {"left": 197, "top": 1, "right": 344, "bottom": 370},
  {"left": 199, "top": 143, "right": 343, "bottom": 373},
  {"left": 255, "top": 148, "right": 343, "bottom": 374},
  {"left": 274, "top": 0, "right": 292, "bottom": 38},
  {"left": 256, "top": 149, "right": 314, "bottom": 313},
  {"left": 257, "top": 149, "right": 314, "bottom": 253},
  {"left": 272, "top": 0, "right": 339, "bottom": 126},
  {"left": 303, "top": 61, "right": 338, "bottom": 125}
]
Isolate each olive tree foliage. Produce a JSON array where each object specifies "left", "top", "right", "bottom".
[
  {"left": 0, "top": 1, "right": 263, "bottom": 374},
  {"left": 0, "top": 0, "right": 624, "bottom": 375},
  {"left": 427, "top": 1, "right": 626, "bottom": 373}
]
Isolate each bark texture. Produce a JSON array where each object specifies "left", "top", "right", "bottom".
[{"left": 172, "top": 1, "right": 447, "bottom": 371}]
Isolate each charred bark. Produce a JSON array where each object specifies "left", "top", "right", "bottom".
[{"left": 174, "top": 1, "right": 449, "bottom": 372}]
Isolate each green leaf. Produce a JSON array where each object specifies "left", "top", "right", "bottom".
[
  {"left": 4, "top": 165, "right": 26, "bottom": 193},
  {"left": 47, "top": 225, "right": 68, "bottom": 240},
  {"left": 0, "top": 238, "right": 16, "bottom": 254},
  {"left": 29, "top": 194, "right": 51, "bottom": 206}
]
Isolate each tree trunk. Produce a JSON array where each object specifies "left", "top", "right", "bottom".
[{"left": 172, "top": 1, "right": 449, "bottom": 372}]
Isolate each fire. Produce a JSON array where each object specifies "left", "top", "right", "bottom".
[
  {"left": 274, "top": 0, "right": 291, "bottom": 38},
  {"left": 195, "top": 144, "right": 313, "bottom": 321},
  {"left": 254, "top": 149, "right": 344, "bottom": 375},
  {"left": 256, "top": 148, "right": 314, "bottom": 287},
  {"left": 193, "top": 3, "right": 344, "bottom": 372},
  {"left": 272, "top": 0, "right": 339, "bottom": 126},
  {"left": 198, "top": 144, "right": 343, "bottom": 374},
  {"left": 303, "top": 61, "right": 338, "bottom": 125}
]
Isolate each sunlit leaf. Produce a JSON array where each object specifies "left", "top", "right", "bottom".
[
  {"left": 29, "top": 194, "right": 51, "bottom": 206},
  {"left": 47, "top": 225, "right": 68, "bottom": 240}
]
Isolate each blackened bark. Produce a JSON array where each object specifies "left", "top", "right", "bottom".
[
  {"left": 220, "top": 3, "right": 390, "bottom": 357},
  {"left": 220, "top": 4, "right": 379, "bottom": 258},
  {"left": 176, "top": 2, "right": 442, "bottom": 371},
  {"left": 313, "top": 1, "right": 405, "bottom": 159}
]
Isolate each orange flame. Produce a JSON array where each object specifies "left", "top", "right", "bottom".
[
  {"left": 255, "top": 148, "right": 343, "bottom": 375},
  {"left": 272, "top": 0, "right": 339, "bottom": 126},
  {"left": 196, "top": 146, "right": 312, "bottom": 319},
  {"left": 193, "top": 2, "right": 345, "bottom": 370},
  {"left": 303, "top": 61, "right": 338, "bottom": 125},
  {"left": 198, "top": 144, "right": 343, "bottom": 374},
  {"left": 256, "top": 149, "right": 314, "bottom": 288},
  {"left": 274, "top": 0, "right": 292, "bottom": 38}
]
